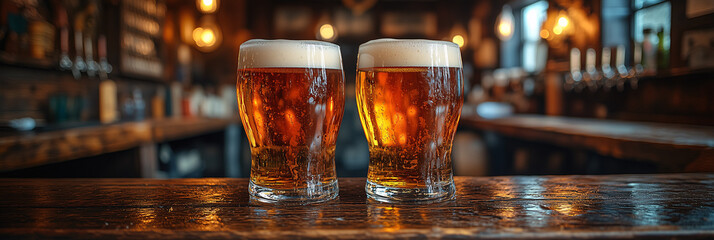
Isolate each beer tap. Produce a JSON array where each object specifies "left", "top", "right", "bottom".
[
  {"left": 601, "top": 47, "right": 616, "bottom": 90},
  {"left": 582, "top": 48, "right": 600, "bottom": 92},
  {"left": 628, "top": 43, "right": 644, "bottom": 90},
  {"left": 614, "top": 45, "right": 629, "bottom": 92},
  {"left": 85, "top": 36, "right": 100, "bottom": 77},
  {"left": 98, "top": 36, "right": 113, "bottom": 77},
  {"left": 59, "top": 27, "right": 73, "bottom": 71},
  {"left": 564, "top": 48, "right": 582, "bottom": 92},
  {"left": 71, "top": 31, "right": 87, "bottom": 79},
  {"left": 58, "top": 9, "right": 72, "bottom": 71}
]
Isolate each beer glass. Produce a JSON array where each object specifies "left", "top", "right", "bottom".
[
  {"left": 356, "top": 39, "right": 463, "bottom": 202},
  {"left": 237, "top": 40, "right": 344, "bottom": 203}
]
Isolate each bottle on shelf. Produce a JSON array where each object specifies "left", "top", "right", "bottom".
[
  {"left": 152, "top": 88, "right": 166, "bottom": 120},
  {"left": 656, "top": 27, "right": 669, "bottom": 70},
  {"left": 133, "top": 88, "right": 146, "bottom": 121},
  {"left": 99, "top": 79, "right": 118, "bottom": 124},
  {"left": 641, "top": 28, "right": 657, "bottom": 74}
]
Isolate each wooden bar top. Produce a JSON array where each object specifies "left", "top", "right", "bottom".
[
  {"left": 1, "top": 174, "right": 713, "bottom": 239},
  {"left": 461, "top": 114, "right": 714, "bottom": 171}
]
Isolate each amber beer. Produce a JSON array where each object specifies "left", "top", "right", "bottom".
[
  {"left": 357, "top": 39, "right": 463, "bottom": 202},
  {"left": 236, "top": 40, "right": 344, "bottom": 203}
]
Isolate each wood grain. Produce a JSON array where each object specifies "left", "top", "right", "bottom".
[
  {"left": 461, "top": 115, "right": 714, "bottom": 171},
  {"left": 0, "top": 174, "right": 713, "bottom": 239},
  {"left": 151, "top": 118, "right": 237, "bottom": 142},
  {"left": 0, "top": 118, "right": 239, "bottom": 172},
  {"left": 0, "top": 122, "right": 152, "bottom": 172}
]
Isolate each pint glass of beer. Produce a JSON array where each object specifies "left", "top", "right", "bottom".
[
  {"left": 356, "top": 39, "right": 463, "bottom": 202},
  {"left": 237, "top": 40, "right": 344, "bottom": 203}
]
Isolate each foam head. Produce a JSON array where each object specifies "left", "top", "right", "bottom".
[
  {"left": 238, "top": 39, "right": 343, "bottom": 69},
  {"left": 358, "top": 39, "right": 462, "bottom": 69}
]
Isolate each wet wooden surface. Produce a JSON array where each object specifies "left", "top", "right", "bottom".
[
  {"left": 1, "top": 174, "right": 713, "bottom": 239},
  {"left": 460, "top": 115, "right": 714, "bottom": 171}
]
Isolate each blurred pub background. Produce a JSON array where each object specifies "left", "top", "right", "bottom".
[{"left": 0, "top": 0, "right": 712, "bottom": 178}]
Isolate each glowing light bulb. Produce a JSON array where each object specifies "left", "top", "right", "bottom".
[
  {"left": 553, "top": 25, "right": 563, "bottom": 35},
  {"left": 452, "top": 34, "right": 465, "bottom": 48},
  {"left": 201, "top": 29, "right": 216, "bottom": 46},
  {"left": 192, "top": 15, "right": 222, "bottom": 52},
  {"left": 557, "top": 16, "right": 569, "bottom": 27},
  {"left": 319, "top": 24, "right": 335, "bottom": 41},
  {"left": 197, "top": 0, "right": 218, "bottom": 14},
  {"left": 192, "top": 27, "right": 204, "bottom": 46},
  {"left": 495, "top": 5, "right": 514, "bottom": 41},
  {"left": 193, "top": 27, "right": 216, "bottom": 47},
  {"left": 498, "top": 22, "right": 512, "bottom": 37}
]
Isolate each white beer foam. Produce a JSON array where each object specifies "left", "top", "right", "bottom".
[
  {"left": 358, "top": 39, "right": 462, "bottom": 69},
  {"left": 238, "top": 39, "right": 343, "bottom": 69}
]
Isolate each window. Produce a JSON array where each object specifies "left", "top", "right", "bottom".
[
  {"left": 521, "top": 1, "right": 548, "bottom": 73},
  {"left": 633, "top": 1, "right": 671, "bottom": 43}
]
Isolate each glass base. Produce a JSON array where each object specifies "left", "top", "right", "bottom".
[
  {"left": 365, "top": 180, "right": 455, "bottom": 203},
  {"left": 249, "top": 180, "right": 338, "bottom": 204}
]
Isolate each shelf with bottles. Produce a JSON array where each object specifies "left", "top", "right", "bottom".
[{"left": 0, "top": 0, "right": 62, "bottom": 70}]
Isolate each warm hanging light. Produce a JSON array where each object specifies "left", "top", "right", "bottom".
[
  {"left": 449, "top": 23, "right": 468, "bottom": 49},
  {"left": 557, "top": 16, "right": 569, "bottom": 27},
  {"left": 319, "top": 24, "right": 336, "bottom": 41},
  {"left": 315, "top": 13, "right": 337, "bottom": 42},
  {"left": 193, "top": 27, "right": 216, "bottom": 47},
  {"left": 452, "top": 35, "right": 465, "bottom": 48},
  {"left": 197, "top": 0, "right": 219, "bottom": 14},
  {"left": 495, "top": 5, "right": 515, "bottom": 41},
  {"left": 192, "top": 15, "right": 222, "bottom": 52},
  {"left": 552, "top": 11, "right": 570, "bottom": 36}
]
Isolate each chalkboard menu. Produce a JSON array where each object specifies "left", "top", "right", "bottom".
[{"left": 120, "top": 0, "right": 166, "bottom": 80}]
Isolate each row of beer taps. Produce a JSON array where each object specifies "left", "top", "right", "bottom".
[
  {"left": 564, "top": 45, "right": 644, "bottom": 92},
  {"left": 58, "top": 29, "right": 113, "bottom": 80}
]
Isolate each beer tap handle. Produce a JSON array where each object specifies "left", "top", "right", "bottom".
[
  {"left": 57, "top": 8, "right": 72, "bottom": 71},
  {"left": 584, "top": 48, "right": 600, "bottom": 91},
  {"left": 72, "top": 31, "right": 87, "bottom": 79},
  {"left": 98, "top": 36, "right": 112, "bottom": 80},
  {"left": 59, "top": 28, "right": 73, "bottom": 70},
  {"left": 626, "top": 43, "right": 644, "bottom": 90},
  {"left": 601, "top": 47, "right": 616, "bottom": 90},
  {"left": 565, "top": 48, "right": 583, "bottom": 92},
  {"left": 85, "top": 37, "right": 99, "bottom": 77},
  {"left": 615, "top": 45, "right": 628, "bottom": 76}
]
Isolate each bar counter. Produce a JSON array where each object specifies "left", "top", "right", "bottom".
[
  {"left": 1, "top": 174, "right": 713, "bottom": 239},
  {"left": 460, "top": 114, "right": 714, "bottom": 171},
  {"left": 0, "top": 117, "right": 239, "bottom": 173}
]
